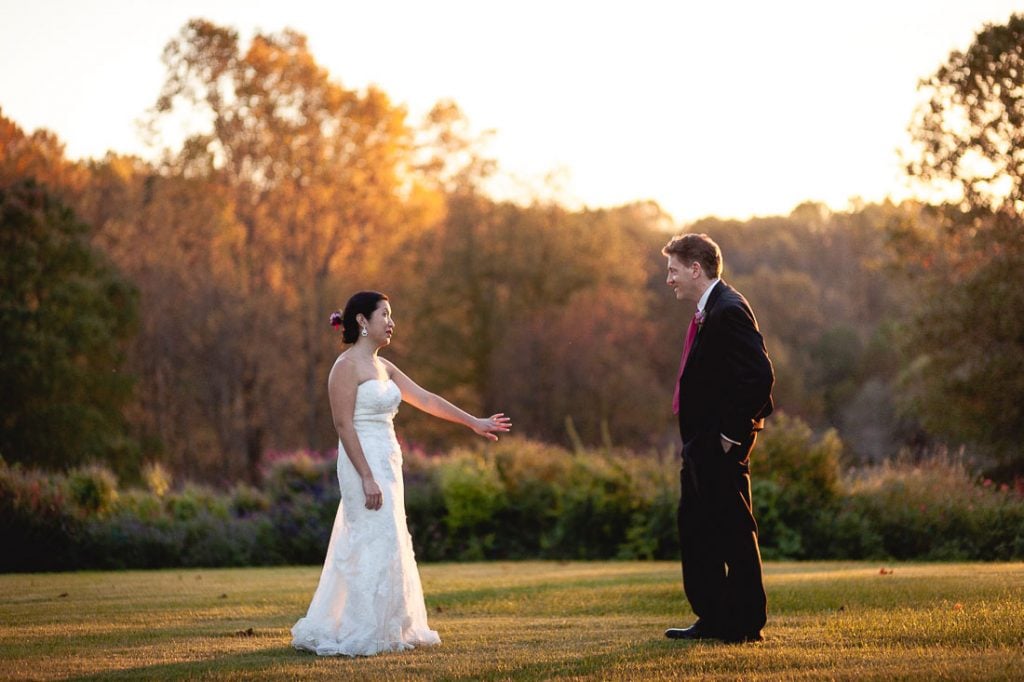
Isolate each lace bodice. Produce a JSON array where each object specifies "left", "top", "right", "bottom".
[
  {"left": 346, "top": 379, "right": 402, "bottom": 482},
  {"left": 352, "top": 378, "right": 401, "bottom": 424}
]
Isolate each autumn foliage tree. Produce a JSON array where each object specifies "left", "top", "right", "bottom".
[
  {"left": 142, "top": 19, "right": 424, "bottom": 479},
  {"left": 74, "top": 158, "right": 249, "bottom": 480},
  {"left": 0, "top": 109, "right": 89, "bottom": 200},
  {"left": 394, "top": 195, "right": 676, "bottom": 449},
  {"left": 6, "top": 15, "right": 1000, "bottom": 482},
  {"left": 898, "top": 13, "right": 1024, "bottom": 471}
]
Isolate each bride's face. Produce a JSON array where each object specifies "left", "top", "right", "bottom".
[{"left": 362, "top": 300, "right": 395, "bottom": 346}]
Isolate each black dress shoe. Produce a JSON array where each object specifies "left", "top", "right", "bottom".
[{"left": 665, "top": 622, "right": 717, "bottom": 640}]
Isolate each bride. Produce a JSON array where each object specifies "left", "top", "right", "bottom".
[{"left": 291, "top": 291, "right": 511, "bottom": 657}]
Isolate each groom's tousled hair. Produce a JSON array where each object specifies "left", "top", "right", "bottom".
[{"left": 662, "top": 233, "right": 722, "bottom": 279}]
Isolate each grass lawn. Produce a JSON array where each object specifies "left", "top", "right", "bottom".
[{"left": 1, "top": 561, "right": 1023, "bottom": 680}]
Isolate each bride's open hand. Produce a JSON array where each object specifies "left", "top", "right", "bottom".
[{"left": 472, "top": 413, "right": 512, "bottom": 441}]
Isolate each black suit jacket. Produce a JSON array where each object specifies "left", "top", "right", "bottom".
[{"left": 677, "top": 281, "right": 774, "bottom": 445}]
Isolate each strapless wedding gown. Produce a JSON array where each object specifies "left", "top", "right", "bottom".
[{"left": 291, "top": 379, "right": 440, "bottom": 656}]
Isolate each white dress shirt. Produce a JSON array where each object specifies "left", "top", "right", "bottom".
[{"left": 697, "top": 279, "right": 719, "bottom": 314}]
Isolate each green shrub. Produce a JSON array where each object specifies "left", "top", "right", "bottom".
[
  {"left": 166, "top": 483, "right": 229, "bottom": 521},
  {"left": 66, "top": 464, "right": 119, "bottom": 516},
  {"left": 751, "top": 479, "right": 805, "bottom": 560},
  {"left": 825, "top": 502, "right": 886, "bottom": 558},
  {"left": 178, "top": 512, "right": 271, "bottom": 567},
  {"left": 268, "top": 491, "right": 339, "bottom": 565},
  {"left": 403, "top": 448, "right": 448, "bottom": 561},
  {"left": 112, "top": 489, "right": 164, "bottom": 521},
  {"left": 263, "top": 452, "right": 335, "bottom": 503},
  {"left": 618, "top": 487, "right": 678, "bottom": 560},
  {"left": 491, "top": 438, "right": 571, "bottom": 558},
  {"left": 546, "top": 454, "right": 639, "bottom": 559},
  {"left": 438, "top": 449, "right": 508, "bottom": 559},
  {"left": 79, "top": 514, "right": 183, "bottom": 569},
  {"left": 258, "top": 453, "right": 340, "bottom": 564},
  {"left": 1, "top": 440, "right": 1021, "bottom": 571},
  {"left": 616, "top": 451, "right": 679, "bottom": 560},
  {"left": 840, "top": 454, "right": 1024, "bottom": 560},
  {"left": 229, "top": 483, "right": 271, "bottom": 516},
  {"left": 753, "top": 413, "right": 844, "bottom": 558}
]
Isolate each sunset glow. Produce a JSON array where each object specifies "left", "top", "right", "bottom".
[{"left": 1, "top": 0, "right": 1021, "bottom": 223}]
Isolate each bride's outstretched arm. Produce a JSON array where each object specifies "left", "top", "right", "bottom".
[
  {"left": 382, "top": 359, "right": 511, "bottom": 440},
  {"left": 328, "top": 358, "right": 383, "bottom": 510}
]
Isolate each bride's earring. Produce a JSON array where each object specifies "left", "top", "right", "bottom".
[{"left": 360, "top": 327, "right": 368, "bottom": 337}]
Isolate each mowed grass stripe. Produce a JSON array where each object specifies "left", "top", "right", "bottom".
[{"left": 1, "top": 561, "right": 1022, "bottom": 680}]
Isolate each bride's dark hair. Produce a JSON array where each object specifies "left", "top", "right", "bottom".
[{"left": 330, "top": 291, "right": 389, "bottom": 344}]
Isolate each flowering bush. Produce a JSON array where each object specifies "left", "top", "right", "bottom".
[{"left": 0, "top": 462, "right": 81, "bottom": 571}]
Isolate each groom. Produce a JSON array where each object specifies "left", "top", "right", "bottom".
[{"left": 662, "top": 233, "right": 774, "bottom": 644}]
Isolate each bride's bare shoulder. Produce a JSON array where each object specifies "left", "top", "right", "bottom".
[{"left": 329, "top": 352, "right": 358, "bottom": 385}]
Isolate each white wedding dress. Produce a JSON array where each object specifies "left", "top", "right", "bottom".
[{"left": 291, "top": 378, "right": 440, "bottom": 656}]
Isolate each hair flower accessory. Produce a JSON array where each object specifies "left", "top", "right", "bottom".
[{"left": 329, "top": 311, "right": 343, "bottom": 329}]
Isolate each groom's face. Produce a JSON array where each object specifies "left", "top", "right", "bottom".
[{"left": 666, "top": 254, "right": 697, "bottom": 301}]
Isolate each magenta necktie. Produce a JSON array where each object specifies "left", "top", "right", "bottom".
[{"left": 672, "top": 311, "right": 700, "bottom": 415}]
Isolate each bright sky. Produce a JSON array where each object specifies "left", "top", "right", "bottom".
[{"left": 1, "top": 0, "right": 1021, "bottom": 224}]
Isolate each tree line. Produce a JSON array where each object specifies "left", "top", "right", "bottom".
[{"left": 2, "top": 15, "right": 1022, "bottom": 483}]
